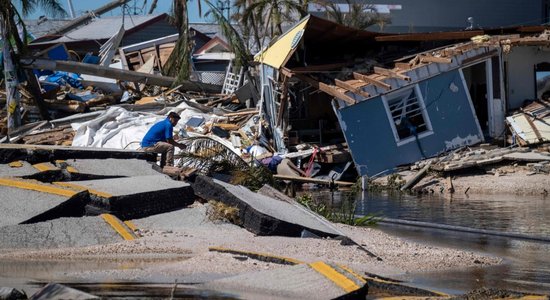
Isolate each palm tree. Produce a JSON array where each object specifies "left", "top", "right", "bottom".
[
  {"left": 232, "top": 0, "right": 262, "bottom": 52},
  {"left": 317, "top": 0, "right": 390, "bottom": 30},
  {"left": 163, "top": 0, "right": 192, "bottom": 85},
  {"left": 240, "top": 0, "right": 308, "bottom": 47},
  {"left": 1, "top": 0, "right": 66, "bottom": 137}
]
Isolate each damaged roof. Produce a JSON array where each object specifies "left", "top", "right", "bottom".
[
  {"left": 256, "top": 15, "right": 384, "bottom": 69},
  {"left": 31, "top": 14, "right": 172, "bottom": 45}
]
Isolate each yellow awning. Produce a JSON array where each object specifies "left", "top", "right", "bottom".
[{"left": 254, "top": 17, "right": 309, "bottom": 69}]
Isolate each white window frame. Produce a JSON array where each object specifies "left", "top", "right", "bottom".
[{"left": 382, "top": 84, "right": 433, "bottom": 146}]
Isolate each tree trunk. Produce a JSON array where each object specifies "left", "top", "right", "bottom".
[
  {"left": 1, "top": 19, "right": 22, "bottom": 139},
  {"left": 164, "top": 0, "right": 191, "bottom": 85}
]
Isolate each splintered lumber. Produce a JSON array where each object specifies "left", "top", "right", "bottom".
[
  {"left": 21, "top": 58, "right": 220, "bottom": 92},
  {"left": 394, "top": 62, "right": 412, "bottom": 70},
  {"left": 353, "top": 72, "right": 391, "bottom": 90},
  {"left": 334, "top": 79, "right": 370, "bottom": 98},
  {"left": 400, "top": 161, "right": 433, "bottom": 191},
  {"left": 420, "top": 55, "right": 453, "bottom": 64},
  {"left": 373, "top": 66, "right": 411, "bottom": 81},
  {"left": 273, "top": 175, "right": 354, "bottom": 187},
  {"left": 319, "top": 83, "right": 356, "bottom": 104}
]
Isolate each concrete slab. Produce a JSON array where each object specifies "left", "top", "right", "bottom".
[
  {"left": 503, "top": 152, "right": 550, "bottom": 162},
  {"left": 132, "top": 204, "right": 240, "bottom": 231},
  {"left": 0, "top": 144, "right": 155, "bottom": 164},
  {"left": 0, "top": 178, "right": 88, "bottom": 227},
  {"left": 29, "top": 283, "right": 99, "bottom": 300},
  {"left": 0, "top": 161, "right": 41, "bottom": 177},
  {"left": 192, "top": 176, "right": 341, "bottom": 237},
  {"left": 200, "top": 262, "right": 368, "bottom": 299},
  {"left": 59, "top": 158, "right": 160, "bottom": 177},
  {"left": 0, "top": 215, "right": 136, "bottom": 250},
  {"left": 57, "top": 175, "right": 195, "bottom": 220}
]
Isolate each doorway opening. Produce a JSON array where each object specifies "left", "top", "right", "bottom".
[{"left": 463, "top": 61, "right": 489, "bottom": 137}]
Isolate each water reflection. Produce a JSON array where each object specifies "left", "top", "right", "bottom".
[{"left": 306, "top": 190, "right": 550, "bottom": 294}]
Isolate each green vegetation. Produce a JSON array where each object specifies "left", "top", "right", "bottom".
[
  {"left": 231, "top": 164, "right": 275, "bottom": 192},
  {"left": 295, "top": 193, "right": 382, "bottom": 226},
  {"left": 206, "top": 200, "right": 242, "bottom": 225}
]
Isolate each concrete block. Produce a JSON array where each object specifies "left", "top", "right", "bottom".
[
  {"left": 0, "top": 161, "right": 42, "bottom": 177},
  {"left": 503, "top": 152, "right": 550, "bottom": 162},
  {"left": 0, "top": 215, "right": 135, "bottom": 250},
  {"left": 0, "top": 144, "right": 155, "bottom": 164},
  {"left": 59, "top": 158, "right": 160, "bottom": 177},
  {"left": 60, "top": 175, "right": 194, "bottom": 220},
  {"left": 192, "top": 176, "right": 341, "bottom": 237},
  {"left": 0, "top": 178, "right": 88, "bottom": 227},
  {"left": 201, "top": 262, "right": 368, "bottom": 300}
]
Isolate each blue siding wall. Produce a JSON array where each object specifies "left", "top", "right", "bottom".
[{"left": 338, "top": 69, "right": 483, "bottom": 177}]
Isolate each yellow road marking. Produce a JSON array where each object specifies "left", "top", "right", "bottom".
[
  {"left": 124, "top": 221, "right": 137, "bottom": 231},
  {"left": 0, "top": 177, "right": 78, "bottom": 197},
  {"left": 32, "top": 163, "right": 58, "bottom": 172},
  {"left": 53, "top": 182, "right": 113, "bottom": 198},
  {"left": 336, "top": 264, "right": 367, "bottom": 284},
  {"left": 309, "top": 261, "right": 360, "bottom": 293},
  {"left": 55, "top": 160, "right": 79, "bottom": 173},
  {"left": 8, "top": 161, "right": 23, "bottom": 168},
  {"left": 513, "top": 296, "right": 549, "bottom": 300},
  {"left": 101, "top": 214, "right": 136, "bottom": 241},
  {"left": 208, "top": 247, "right": 304, "bottom": 265},
  {"left": 66, "top": 166, "right": 79, "bottom": 173}
]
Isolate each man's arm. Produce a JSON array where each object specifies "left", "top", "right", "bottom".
[{"left": 167, "top": 138, "right": 186, "bottom": 149}]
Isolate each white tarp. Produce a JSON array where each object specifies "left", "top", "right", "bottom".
[{"left": 71, "top": 103, "right": 214, "bottom": 150}]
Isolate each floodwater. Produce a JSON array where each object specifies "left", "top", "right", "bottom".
[
  {"left": 311, "top": 189, "right": 550, "bottom": 294},
  {"left": 0, "top": 256, "right": 237, "bottom": 299}
]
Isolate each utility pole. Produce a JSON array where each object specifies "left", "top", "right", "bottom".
[
  {"left": 217, "top": 0, "right": 231, "bottom": 20},
  {"left": 1, "top": 19, "right": 22, "bottom": 140}
]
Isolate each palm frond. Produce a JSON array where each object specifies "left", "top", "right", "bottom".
[{"left": 177, "top": 136, "right": 249, "bottom": 175}]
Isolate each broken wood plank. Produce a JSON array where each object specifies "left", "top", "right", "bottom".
[
  {"left": 319, "top": 83, "right": 356, "bottom": 105},
  {"left": 420, "top": 55, "right": 453, "bottom": 64},
  {"left": 353, "top": 72, "right": 391, "bottom": 90},
  {"left": 289, "top": 61, "right": 355, "bottom": 73},
  {"left": 273, "top": 175, "right": 354, "bottom": 187},
  {"left": 21, "top": 57, "right": 220, "bottom": 92},
  {"left": 400, "top": 161, "right": 433, "bottom": 191},
  {"left": 212, "top": 123, "right": 240, "bottom": 130},
  {"left": 394, "top": 62, "right": 412, "bottom": 70},
  {"left": 223, "top": 110, "right": 259, "bottom": 117},
  {"left": 373, "top": 66, "right": 411, "bottom": 81},
  {"left": 334, "top": 79, "right": 370, "bottom": 98},
  {"left": 375, "top": 30, "right": 484, "bottom": 42}
]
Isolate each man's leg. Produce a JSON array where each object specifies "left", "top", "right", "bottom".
[
  {"left": 152, "top": 141, "right": 175, "bottom": 167},
  {"left": 142, "top": 142, "right": 175, "bottom": 167}
]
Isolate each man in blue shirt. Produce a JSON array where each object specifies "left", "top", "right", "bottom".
[{"left": 141, "top": 112, "right": 187, "bottom": 167}]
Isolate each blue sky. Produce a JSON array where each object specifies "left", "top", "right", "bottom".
[{"left": 19, "top": 0, "right": 211, "bottom": 23}]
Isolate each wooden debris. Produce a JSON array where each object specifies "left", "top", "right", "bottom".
[{"left": 401, "top": 161, "right": 433, "bottom": 191}]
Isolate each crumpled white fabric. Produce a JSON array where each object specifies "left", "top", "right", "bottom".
[{"left": 71, "top": 102, "right": 212, "bottom": 150}]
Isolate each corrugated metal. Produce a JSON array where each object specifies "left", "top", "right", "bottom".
[
  {"left": 506, "top": 100, "right": 550, "bottom": 145},
  {"left": 121, "top": 21, "right": 178, "bottom": 46},
  {"left": 32, "top": 15, "right": 169, "bottom": 44}
]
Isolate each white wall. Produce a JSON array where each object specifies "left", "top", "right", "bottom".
[{"left": 505, "top": 46, "right": 550, "bottom": 110}]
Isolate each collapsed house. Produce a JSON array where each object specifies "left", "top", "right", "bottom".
[{"left": 257, "top": 15, "right": 550, "bottom": 178}]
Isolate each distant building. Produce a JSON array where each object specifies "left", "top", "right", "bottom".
[
  {"left": 310, "top": 0, "right": 550, "bottom": 33},
  {"left": 29, "top": 14, "right": 178, "bottom": 54}
]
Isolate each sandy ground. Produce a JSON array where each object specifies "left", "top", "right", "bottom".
[
  {"left": 0, "top": 203, "right": 501, "bottom": 285},
  {"left": 376, "top": 166, "right": 550, "bottom": 196}
]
